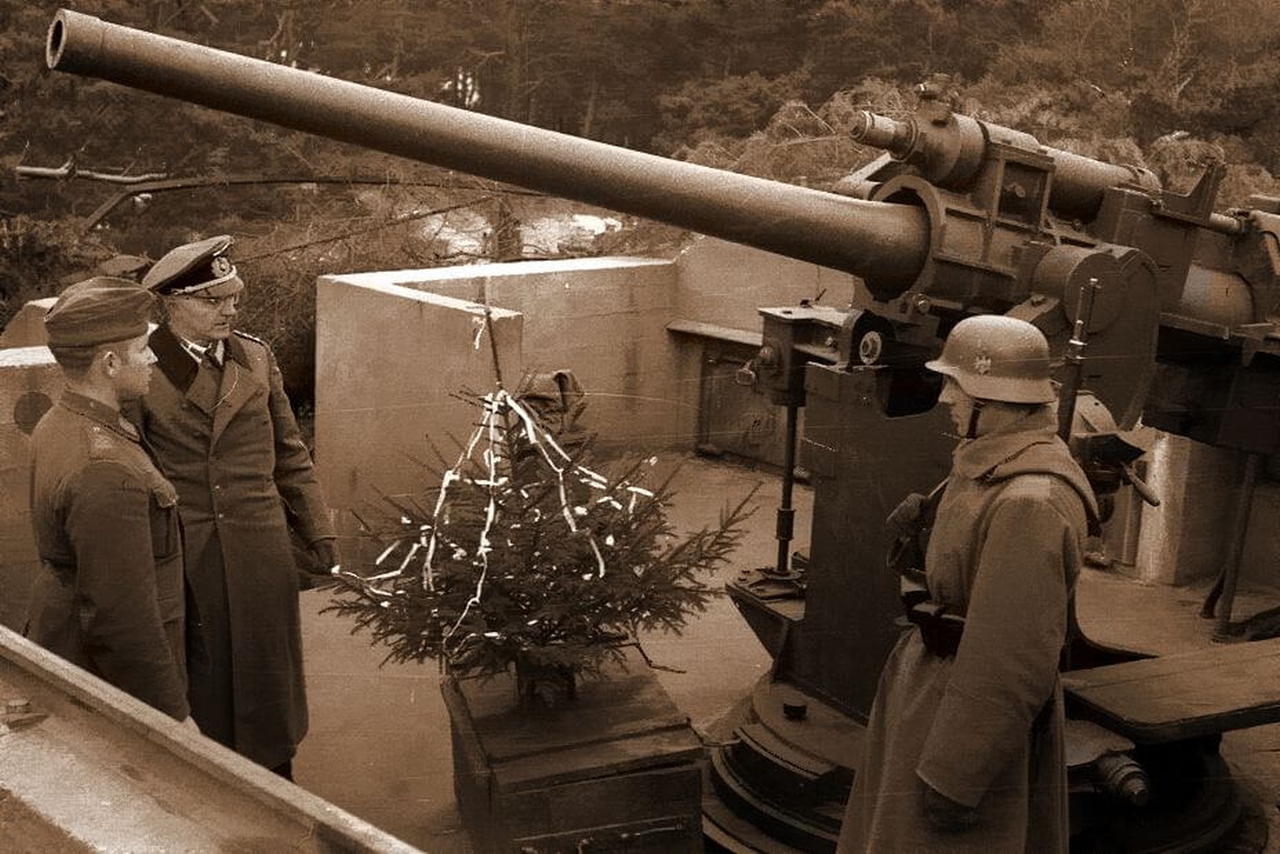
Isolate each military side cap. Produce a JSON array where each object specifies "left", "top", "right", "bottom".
[
  {"left": 45, "top": 277, "right": 155, "bottom": 348},
  {"left": 142, "top": 234, "right": 242, "bottom": 295}
]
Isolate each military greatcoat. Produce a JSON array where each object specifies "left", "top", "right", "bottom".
[
  {"left": 839, "top": 407, "right": 1098, "bottom": 853},
  {"left": 134, "top": 323, "right": 334, "bottom": 769},
  {"left": 26, "top": 391, "right": 190, "bottom": 720}
]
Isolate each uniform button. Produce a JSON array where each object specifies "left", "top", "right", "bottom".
[
  {"left": 214, "top": 484, "right": 222, "bottom": 491},
  {"left": 217, "top": 512, "right": 225, "bottom": 519}
]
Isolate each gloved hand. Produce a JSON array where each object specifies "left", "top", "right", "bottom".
[
  {"left": 886, "top": 492, "right": 929, "bottom": 539},
  {"left": 310, "top": 538, "right": 341, "bottom": 574},
  {"left": 922, "top": 781, "right": 979, "bottom": 832}
]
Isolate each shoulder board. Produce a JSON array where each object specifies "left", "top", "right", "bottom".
[
  {"left": 233, "top": 329, "right": 269, "bottom": 347},
  {"left": 87, "top": 424, "right": 125, "bottom": 459}
]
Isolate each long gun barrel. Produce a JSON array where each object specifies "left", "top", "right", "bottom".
[{"left": 46, "top": 10, "right": 929, "bottom": 290}]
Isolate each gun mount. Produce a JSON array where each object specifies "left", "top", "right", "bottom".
[{"left": 44, "top": 9, "right": 1280, "bottom": 852}]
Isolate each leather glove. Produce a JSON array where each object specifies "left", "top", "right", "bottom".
[
  {"left": 922, "top": 781, "right": 979, "bottom": 832},
  {"left": 310, "top": 538, "right": 341, "bottom": 574},
  {"left": 886, "top": 492, "right": 928, "bottom": 539}
]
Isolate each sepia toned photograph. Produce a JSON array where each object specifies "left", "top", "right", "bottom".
[{"left": 3, "top": 2, "right": 1280, "bottom": 851}]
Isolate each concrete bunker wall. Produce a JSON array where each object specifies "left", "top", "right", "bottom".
[{"left": 313, "top": 255, "right": 692, "bottom": 548}]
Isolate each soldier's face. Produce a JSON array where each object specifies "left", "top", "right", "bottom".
[
  {"left": 106, "top": 333, "right": 157, "bottom": 400},
  {"left": 164, "top": 287, "right": 241, "bottom": 343},
  {"left": 938, "top": 377, "right": 975, "bottom": 434}
]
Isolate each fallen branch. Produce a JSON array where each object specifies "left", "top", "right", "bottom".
[{"left": 15, "top": 160, "right": 168, "bottom": 184}]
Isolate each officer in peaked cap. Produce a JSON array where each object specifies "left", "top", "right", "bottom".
[
  {"left": 142, "top": 235, "right": 245, "bottom": 367},
  {"left": 143, "top": 234, "right": 242, "bottom": 294},
  {"left": 132, "top": 236, "right": 338, "bottom": 778},
  {"left": 26, "top": 278, "right": 199, "bottom": 728}
]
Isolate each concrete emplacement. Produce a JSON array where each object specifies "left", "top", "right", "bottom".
[{"left": 3, "top": 235, "right": 1280, "bottom": 849}]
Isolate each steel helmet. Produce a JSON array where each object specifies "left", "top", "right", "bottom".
[{"left": 925, "top": 315, "right": 1056, "bottom": 404}]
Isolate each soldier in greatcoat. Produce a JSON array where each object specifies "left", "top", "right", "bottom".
[
  {"left": 134, "top": 235, "right": 339, "bottom": 777},
  {"left": 838, "top": 315, "right": 1099, "bottom": 853},
  {"left": 26, "top": 280, "right": 196, "bottom": 726}
]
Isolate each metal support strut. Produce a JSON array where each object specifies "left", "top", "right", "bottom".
[{"left": 775, "top": 403, "right": 799, "bottom": 574}]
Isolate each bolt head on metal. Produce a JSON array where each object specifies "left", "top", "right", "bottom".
[
  {"left": 782, "top": 700, "right": 808, "bottom": 721},
  {"left": 859, "top": 331, "right": 884, "bottom": 365}
]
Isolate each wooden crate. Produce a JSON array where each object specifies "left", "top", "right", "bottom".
[{"left": 442, "top": 647, "right": 705, "bottom": 852}]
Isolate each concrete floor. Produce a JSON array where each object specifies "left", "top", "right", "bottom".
[{"left": 292, "top": 455, "right": 1280, "bottom": 852}]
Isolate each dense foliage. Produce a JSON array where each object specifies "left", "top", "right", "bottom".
[{"left": 5, "top": 0, "right": 1280, "bottom": 401}]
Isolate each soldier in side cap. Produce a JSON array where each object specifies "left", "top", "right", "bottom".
[
  {"left": 26, "top": 279, "right": 199, "bottom": 729},
  {"left": 132, "top": 235, "right": 339, "bottom": 778}
]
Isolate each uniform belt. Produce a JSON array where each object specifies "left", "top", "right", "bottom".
[{"left": 904, "top": 601, "right": 966, "bottom": 658}]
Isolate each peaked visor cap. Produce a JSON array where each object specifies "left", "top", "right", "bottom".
[
  {"left": 45, "top": 277, "right": 155, "bottom": 348},
  {"left": 143, "top": 234, "right": 243, "bottom": 295}
]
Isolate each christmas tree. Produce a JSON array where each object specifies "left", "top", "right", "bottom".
[{"left": 327, "top": 387, "right": 754, "bottom": 703}]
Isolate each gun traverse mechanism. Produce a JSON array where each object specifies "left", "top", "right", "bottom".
[{"left": 43, "top": 9, "right": 1280, "bottom": 852}]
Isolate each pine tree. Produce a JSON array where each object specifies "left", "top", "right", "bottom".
[{"left": 327, "top": 388, "right": 754, "bottom": 700}]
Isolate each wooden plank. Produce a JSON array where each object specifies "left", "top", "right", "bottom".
[
  {"left": 1063, "top": 637, "right": 1280, "bottom": 742},
  {"left": 492, "top": 725, "right": 702, "bottom": 791},
  {"left": 494, "top": 764, "right": 701, "bottom": 841},
  {"left": 452, "top": 648, "right": 691, "bottom": 763}
]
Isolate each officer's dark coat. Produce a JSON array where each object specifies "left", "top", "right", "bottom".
[
  {"left": 26, "top": 392, "right": 189, "bottom": 720},
  {"left": 134, "top": 324, "right": 334, "bottom": 768},
  {"left": 839, "top": 407, "right": 1098, "bottom": 853}
]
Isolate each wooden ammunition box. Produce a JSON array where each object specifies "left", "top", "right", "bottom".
[{"left": 442, "top": 647, "right": 705, "bottom": 852}]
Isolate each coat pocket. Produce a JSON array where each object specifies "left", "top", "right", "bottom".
[{"left": 149, "top": 479, "right": 181, "bottom": 559}]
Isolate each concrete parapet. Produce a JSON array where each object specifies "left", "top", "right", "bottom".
[
  {"left": 313, "top": 274, "right": 522, "bottom": 545},
  {"left": 1130, "top": 432, "right": 1256, "bottom": 586},
  {"left": 0, "top": 346, "right": 62, "bottom": 631},
  {"left": 0, "top": 298, "right": 55, "bottom": 349},
  {"left": 344, "top": 256, "right": 689, "bottom": 451},
  {"left": 674, "top": 237, "right": 858, "bottom": 328}
]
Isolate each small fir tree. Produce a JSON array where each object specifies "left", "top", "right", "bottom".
[{"left": 327, "top": 388, "right": 754, "bottom": 700}]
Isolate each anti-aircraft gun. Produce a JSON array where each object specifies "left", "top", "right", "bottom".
[{"left": 43, "top": 9, "right": 1280, "bottom": 850}]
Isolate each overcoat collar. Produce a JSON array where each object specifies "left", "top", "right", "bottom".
[
  {"left": 951, "top": 406, "right": 1061, "bottom": 481},
  {"left": 151, "top": 323, "right": 265, "bottom": 443},
  {"left": 151, "top": 324, "right": 256, "bottom": 393},
  {"left": 59, "top": 390, "right": 140, "bottom": 442},
  {"left": 951, "top": 405, "right": 1101, "bottom": 526},
  {"left": 150, "top": 323, "right": 199, "bottom": 394},
  {"left": 223, "top": 333, "right": 253, "bottom": 369}
]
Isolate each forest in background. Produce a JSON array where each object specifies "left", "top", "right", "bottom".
[{"left": 4, "top": 0, "right": 1280, "bottom": 403}]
